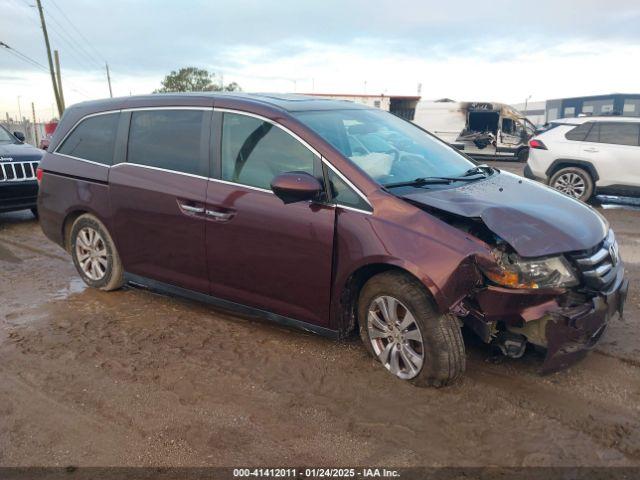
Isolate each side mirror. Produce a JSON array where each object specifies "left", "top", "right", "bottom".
[
  {"left": 13, "top": 131, "right": 25, "bottom": 142},
  {"left": 271, "top": 172, "right": 322, "bottom": 205}
]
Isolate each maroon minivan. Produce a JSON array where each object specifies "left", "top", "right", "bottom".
[{"left": 37, "top": 93, "right": 628, "bottom": 386}]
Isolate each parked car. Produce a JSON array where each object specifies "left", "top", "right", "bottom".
[
  {"left": 525, "top": 116, "right": 640, "bottom": 201},
  {"left": 37, "top": 94, "right": 627, "bottom": 386},
  {"left": 0, "top": 124, "right": 43, "bottom": 216},
  {"left": 413, "top": 100, "right": 537, "bottom": 162}
]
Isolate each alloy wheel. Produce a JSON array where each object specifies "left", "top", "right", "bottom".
[
  {"left": 367, "top": 295, "right": 424, "bottom": 380},
  {"left": 553, "top": 172, "right": 586, "bottom": 199},
  {"left": 75, "top": 227, "right": 108, "bottom": 281}
]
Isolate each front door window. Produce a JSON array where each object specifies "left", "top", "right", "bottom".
[{"left": 221, "top": 113, "right": 316, "bottom": 190}]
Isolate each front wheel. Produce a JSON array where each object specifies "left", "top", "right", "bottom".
[
  {"left": 358, "top": 271, "right": 465, "bottom": 387},
  {"left": 70, "top": 214, "right": 124, "bottom": 291},
  {"left": 549, "top": 166, "right": 594, "bottom": 202}
]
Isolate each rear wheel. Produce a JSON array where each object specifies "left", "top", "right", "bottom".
[
  {"left": 358, "top": 271, "right": 465, "bottom": 387},
  {"left": 70, "top": 214, "right": 124, "bottom": 291},
  {"left": 516, "top": 148, "right": 529, "bottom": 162},
  {"left": 549, "top": 166, "right": 594, "bottom": 202}
]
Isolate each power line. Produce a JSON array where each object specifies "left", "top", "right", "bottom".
[
  {"left": 11, "top": 0, "right": 103, "bottom": 72},
  {"left": 1, "top": 41, "right": 92, "bottom": 98},
  {"left": 0, "top": 41, "right": 49, "bottom": 72},
  {"left": 8, "top": 0, "right": 115, "bottom": 97},
  {"left": 43, "top": 6, "right": 104, "bottom": 70},
  {"left": 47, "top": 0, "right": 106, "bottom": 63},
  {"left": 46, "top": 17, "right": 103, "bottom": 71}
]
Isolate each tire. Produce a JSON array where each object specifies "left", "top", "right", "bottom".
[
  {"left": 30, "top": 207, "right": 38, "bottom": 219},
  {"left": 549, "top": 166, "right": 594, "bottom": 202},
  {"left": 358, "top": 271, "right": 465, "bottom": 387},
  {"left": 516, "top": 148, "right": 529, "bottom": 163},
  {"left": 69, "top": 213, "right": 124, "bottom": 291}
]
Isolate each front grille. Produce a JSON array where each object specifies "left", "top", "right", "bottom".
[
  {"left": 0, "top": 161, "right": 39, "bottom": 182},
  {"left": 569, "top": 230, "right": 620, "bottom": 291}
]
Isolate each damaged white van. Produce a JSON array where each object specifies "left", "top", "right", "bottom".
[{"left": 413, "top": 100, "right": 537, "bottom": 162}]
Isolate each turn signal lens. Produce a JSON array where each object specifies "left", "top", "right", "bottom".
[
  {"left": 36, "top": 167, "right": 43, "bottom": 184},
  {"left": 483, "top": 268, "right": 538, "bottom": 289}
]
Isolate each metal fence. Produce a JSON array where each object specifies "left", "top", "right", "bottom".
[{"left": 0, "top": 120, "right": 47, "bottom": 146}]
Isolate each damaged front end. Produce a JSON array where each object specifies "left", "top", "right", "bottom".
[
  {"left": 457, "top": 228, "right": 628, "bottom": 372},
  {"left": 399, "top": 170, "right": 628, "bottom": 372}
]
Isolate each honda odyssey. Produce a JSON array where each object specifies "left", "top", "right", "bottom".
[{"left": 37, "top": 93, "right": 628, "bottom": 386}]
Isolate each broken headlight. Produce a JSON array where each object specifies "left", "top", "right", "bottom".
[{"left": 482, "top": 250, "right": 578, "bottom": 289}]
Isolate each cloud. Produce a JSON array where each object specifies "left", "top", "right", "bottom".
[{"left": 1, "top": 0, "right": 640, "bottom": 117}]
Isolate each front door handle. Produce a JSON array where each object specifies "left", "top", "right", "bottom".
[
  {"left": 583, "top": 147, "right": 599, "bottom": 153},
  {"left": 178, "top": 200, "right": 205, "bottom": 215},
  {"left": 206, "top": 209, "right": 234, "bottom": 221},
  {"left": 181, "top": 204, "right": 205, "bottom": 213}
]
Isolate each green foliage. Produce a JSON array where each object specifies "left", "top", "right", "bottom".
[{"left": 154, "top": 67, "right": 241, "bottom": 93}]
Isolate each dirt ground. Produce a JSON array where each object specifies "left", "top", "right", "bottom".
[{"left": 1, "top": 162, "right": 639, "bottom": 468}]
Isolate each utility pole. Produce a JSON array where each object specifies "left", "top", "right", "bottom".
[
  {"left": 31, "top": 102, "right": 39, "bottom": 146},
  {"left": 105, "top": 62, "right": 113, "bottom": 97},
  {"left": 35, "top": 0, "right": 63, "bottom": 117},
  {"left": 54, "top": 50, "right": 65, "bottom": 110}
]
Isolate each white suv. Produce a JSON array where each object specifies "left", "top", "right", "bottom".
[{"left": 525, "top": 116, "right": 640, "bottom": 202}]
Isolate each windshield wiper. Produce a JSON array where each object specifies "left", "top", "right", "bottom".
[
  {"left": 461, "top": 164, "right": 496, "bottom": 177},
  {"left": 383, "top": 176, "right": 481, "bottom": 189}
]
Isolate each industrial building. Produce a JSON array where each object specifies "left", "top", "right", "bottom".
[
  {"left": 515, "top": 93, "right": 640, "bottom": 126},
  {"left": 304, "top": 93, "right": 421, "bottom": 120}
]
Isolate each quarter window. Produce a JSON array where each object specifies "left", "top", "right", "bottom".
[
  {"left": 565, "top": 123, "right": 593, "bottom": 141},
  {"left": 57, "top": 112, "right": 120, "bottom": 165},
  {"left": 221, "top": 113, "right": 316, "bottom": 190},
  {"left": 127, "top": 110, "right": 208, "bottom": 176},
  {"left": 327, "top": 168, "right": 371, "bottom": 212}
]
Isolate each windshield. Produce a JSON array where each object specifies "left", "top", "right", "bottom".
[
  {"left": 294, "top": 109, "right": 475, "bottom": 186},
  {"left": 0, "top": 125, "right": 16, "bottom": 144}
]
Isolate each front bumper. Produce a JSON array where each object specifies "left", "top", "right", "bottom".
[
  {"left": 542, "top": 276, "right": 628, "bottom": 373},
  {"left": 465, "top": 267, "right": 628, "bottom": 373},
  {"left": 523, "top": 164, "right": 545, "bottom": 182},
  {"left": 0, "top": 181, "right": 38, "bottom": 213}
]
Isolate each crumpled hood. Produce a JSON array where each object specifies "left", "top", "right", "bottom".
[
  {"left": 401, "top": 171, "right": 608, "bottom": 257},
  {"left": 0, "top": 142, "right": 44, "bottom": 162}
]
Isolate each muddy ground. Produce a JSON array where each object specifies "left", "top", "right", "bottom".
[{"left": 1, "top": 162, "right": 639, "bottom": 467}]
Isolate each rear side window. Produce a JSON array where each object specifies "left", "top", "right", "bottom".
[
  {"left": 565, "top": 122, "right": 593, "bottom": 141},
  {"left": 221, "top": 113, "right": 316, "bottom": 191},
  {"left": 57, "top": 112, "right": 120, "bottom": 165},
  {"left": 598, "top": 123, "right": 640, "bottom": 146},
  {"left": 127, "top": 110, "right": 208, "bottom": 176}
]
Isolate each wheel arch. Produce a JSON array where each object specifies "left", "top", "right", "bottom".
[
  {"left": 333, "top": 260, "right": 443, "bottom": 339},
  {"left": 545, "top": 159, "right": 599, "bottom": 183}
]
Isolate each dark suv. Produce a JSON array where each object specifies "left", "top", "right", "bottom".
[
  {"left": 1, "top": 125, "right": 43, "bottom": 216},
  {"left": 37, "top": 94, "right": 628, "bottom": 386}
]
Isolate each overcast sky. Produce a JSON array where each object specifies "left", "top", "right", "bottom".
[{"left": 1, "top": 0, "right": 640, "bottom": 120}]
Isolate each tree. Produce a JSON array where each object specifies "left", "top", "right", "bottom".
[{"left": 154, "top": 67, "right": 241, "bottom": 93}]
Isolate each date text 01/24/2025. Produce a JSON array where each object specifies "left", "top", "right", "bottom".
[{"left": 232, "top": 468, "right": 400, "bottom": 478}]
